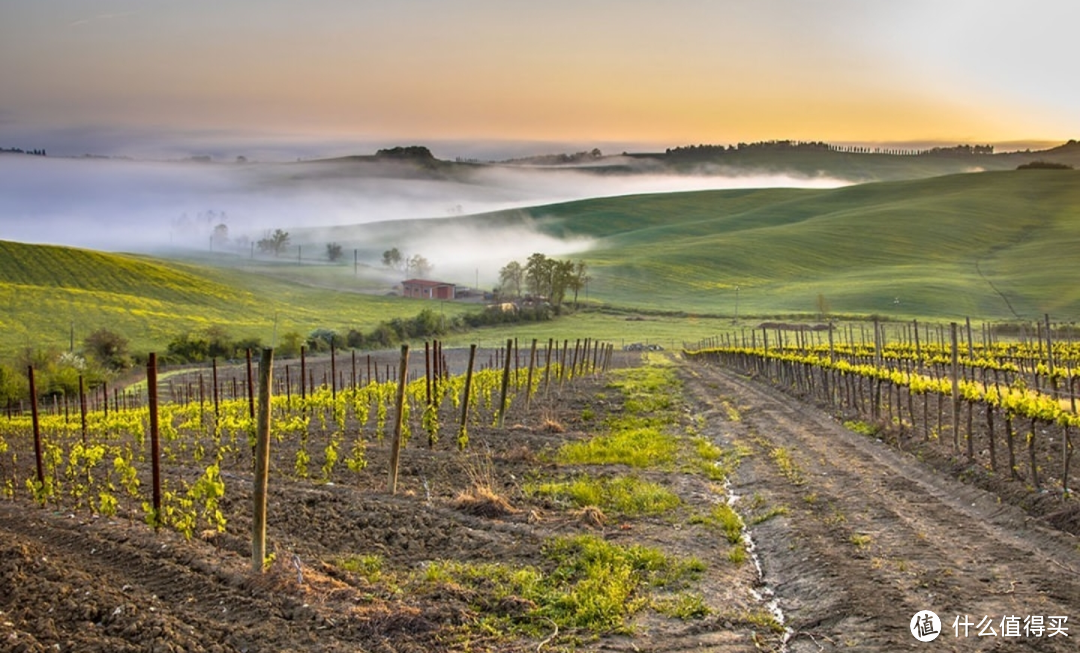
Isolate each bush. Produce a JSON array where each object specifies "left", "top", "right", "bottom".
[
  {"left": 1017, "top": 160, "right": 1073, "bottom": 170},
  {"left": 83, "top": 328, "right": 131, "bottom": 370},
  {"left": 306, "top": 328, "right": 345, "bottom": 353}
]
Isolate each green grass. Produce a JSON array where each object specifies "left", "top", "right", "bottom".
[
  {"left": 555, "top": 427, "right": 679, "bottom": 468},
  {"left": 0, "top": 240, "right": 474, "bottom": 358},
  {"left": 526, "top": 474, "right": 681, "bottom": 516},
  {"left": 689, "top": 502, "right": 744, "bottom": 544},
  {"left": 844, "top": 420, "right": 879, "bottom": 437},
  {"left": 417, "top": 534, "right": 706, "bottom": 636}
]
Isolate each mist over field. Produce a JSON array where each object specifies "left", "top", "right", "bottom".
[{"left": 0, "top": 153, "right": 849, "bottom": 262}]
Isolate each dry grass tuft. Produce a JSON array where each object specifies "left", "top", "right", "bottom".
[
  {"left": 540, "top": 419, "right": 566, "bottom": 434},
  {"left": 453, "top": 452, "right": 518, "bottom": 518},
  {"left": 454, "top": 485, "right": 518, "bottom": 518},
  {"left": 575, "top": 505, "right": 607, "bottom": 529}
]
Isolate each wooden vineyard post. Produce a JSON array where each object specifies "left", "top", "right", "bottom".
[
  {"left": 559, "top": 340, "right": 570, "bottom": 387},
  {"left": 300, "top": 346, "right": 307, "bottom": 401},
  {"left": 246, "top": 349, "right": 256, "bottom": 421},
  {"left": 252, "top": 348, "right": 274, "bottom": 572},
  {"left": 458, "top": 344, "right": 477, "bottom": 451},
  {"left": 525, "top": 339, "right": 538, "bottom": 412},
  {"left": 212, "top": 357, "right": 220, "bottom": 418},
  {"left": 78, "top": 374, "right": 88, "bottom": 444},
  {"left": 331, "top": 341, "right": 338, "bottom": 401},
  {"left": 424, "top": 341, "right": 432, "bottom": 406},
  {"left": 1045, "top": 314, "right": 1056, "bottom": 398},
  {"left": 387, "top": 344, "right": 410, "bottom": 495},
  {"left": 147, "top": 353, "right": 162, "bottom": 530},
  {"left": 543, "top": 338, "right": 554, "bottom": 395},
  {"left": 28, "top": 367, "right": 44, "bottom": 490},
  {"left": 950, "top": 323, "right": 960, "bottom": 456},
  {"left": 497, "top": 338, "right": 513, "bottom": 428}
]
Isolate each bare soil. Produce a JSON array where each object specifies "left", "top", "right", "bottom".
[{"left": 2, "top": 356, "right": 1079, "bottom": 652}]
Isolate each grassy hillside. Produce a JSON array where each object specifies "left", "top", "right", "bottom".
[
  {"left": 0, "top": 241, "right": 472, "bottom": 357},
  {"left": 572, "top": 170, "right": 1080, "bottom": 320},
  {"left": 298, "top": 169, "right": 1080, "bottom": 322}
]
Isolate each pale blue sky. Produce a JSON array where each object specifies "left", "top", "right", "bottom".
[{"left": 1, "top": 0, "right": 1076, "bottom": 158}]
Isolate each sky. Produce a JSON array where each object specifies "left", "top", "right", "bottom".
[{"left": 1, "top": 0, "right": 1077, "bottom": 160}]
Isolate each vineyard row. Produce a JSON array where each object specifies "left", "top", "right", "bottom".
[{"left": 685, "top": 320, "right": 1078, "bottom": 499}]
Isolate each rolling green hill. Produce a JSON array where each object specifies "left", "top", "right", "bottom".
[
  {"left": 301, "top": 169, "right": 1080, "bottom": 322},
  {"left": 0, "top": 241, "right": 470, "bottom": 357},
  {"left": 555, "top": 170, "right": 1080, "bottom": 320}
]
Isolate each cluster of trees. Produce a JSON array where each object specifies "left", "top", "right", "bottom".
[
  {"left": 381, "top": 247, "right": 433, "bottom": 278},
  {"left": 257, "top": 229, "right": 291, "bottom": 256},
  {"left": 498, "top": 149, "right": 604, "bottom": 165},
  {"left": 375, "top": 146, "right": 434, "bottom": 161},
  {"left": 498, "top": 253, "right": 590, "bottom": 312},
  {"left": 1017, "top": 160, "right": 1073, "bottom": 170},
  {"left": 916, "top": 144, "right": 994, "bottom": 156},
  {"left": 0, "top": 147, "right": 46, "bottom": 156}
]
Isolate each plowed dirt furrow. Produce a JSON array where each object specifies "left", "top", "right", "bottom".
[{"left": 0, "top": 505, "right": 351, "bottom": 652}]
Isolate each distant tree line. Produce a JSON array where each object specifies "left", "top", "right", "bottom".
[
  {"left": 498, "top": 149, "right": 604, "bottom": 165},
  {"left": 0, "top": 147, "right": 46, "bottom": 156},
  {"left": 664, "top": 140, "right": 996, "bottom": 158}
]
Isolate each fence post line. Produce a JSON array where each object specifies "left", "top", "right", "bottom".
[
  {"left": 388, "top": 344, "right": 410, "bottom": 494},
  {"left": 147, "top": 353, "right": 162, "bottom": 530},
  {"left": 252, "top": 347, "right": 274, "bottom": 572}
]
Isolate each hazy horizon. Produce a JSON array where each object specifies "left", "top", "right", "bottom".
[{"left": 2, "top": 1, "right": 1077, "bottom": 161}]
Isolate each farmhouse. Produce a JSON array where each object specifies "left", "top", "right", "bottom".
[{"left": 401, "top": 279, "right": 456, "bottom": 300}]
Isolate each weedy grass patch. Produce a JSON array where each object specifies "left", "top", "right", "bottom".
[
  {"left": 416, "top": 534, "right": 706, "bottom": 636},
  {"left": 555, "top": 426, "right": 679, "bottom": 468},
  {"left": 689, "top": 502, "right": 744, "bottom": 544},
  {"left": 526, "top": 474, "right": 681, "bottom": 516}
]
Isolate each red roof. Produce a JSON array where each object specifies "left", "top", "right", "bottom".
[{"left": 402, "top": 279, "right": 453, "bottom": 287}]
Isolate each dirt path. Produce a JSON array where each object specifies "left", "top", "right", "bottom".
[{"left": 681, "top": 361, "right": 1080, "bottom": 652}]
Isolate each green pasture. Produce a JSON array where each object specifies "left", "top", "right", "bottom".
[{"left": 0, "top": 240, "right": 473, "bottom": 357}]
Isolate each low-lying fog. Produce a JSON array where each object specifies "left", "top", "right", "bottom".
[{"left": 0, "top": 153, "right": 849, "bottom": 280}]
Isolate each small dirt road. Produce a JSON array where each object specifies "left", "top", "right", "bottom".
[{"left": 683, "top": 361, "right": 1080, "bottom": 652}]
